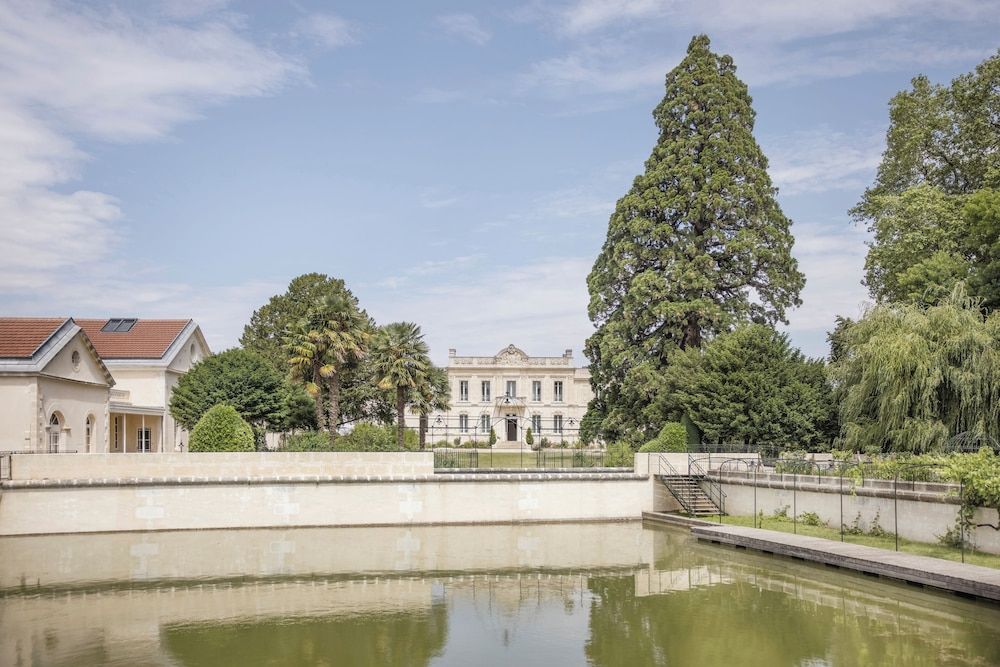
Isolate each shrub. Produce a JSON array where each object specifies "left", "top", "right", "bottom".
[
  {"left": 334, "top": 423, "right": 419, "bottom": 452},
  {"left": 189, "top": 404, "right": 255, "bottom": 452},
  {"left": 605, "top": 441, "right": 635, "bottom": 467},
  {"left": 638, "top": 422, "right": 688, "bottom": 453},
  {"left": 489, "top": 428, "right": 497, "bottom": 447},
  {"left": 799, "top": 511, "right": 825, "bottom": 526},
  {"left": 453, "top": 437, "right": 461, "bottom": 447},
  {"left": 525, "top": 428, "right": 534, "bottom": 446},
  {"left": 433, "top": 439, "right": 450, "bottom": 449},
  {"left": 284, "top": 431, "right": 334, "bottom": 451}
]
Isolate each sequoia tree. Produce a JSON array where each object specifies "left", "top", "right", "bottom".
[{"left": 585, "top": 35, "right": 804, "bottom": 442}]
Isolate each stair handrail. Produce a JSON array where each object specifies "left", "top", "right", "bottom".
[
  {"left": 689, "top": 454, "right": 726, "bottom": 515},
  {"left": 654, "top": 454, "right": 702, "bottom": 515}
]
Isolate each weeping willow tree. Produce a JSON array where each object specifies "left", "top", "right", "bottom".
[{"left": 831, "top": 285, "right": 1000, "bottom": 452}]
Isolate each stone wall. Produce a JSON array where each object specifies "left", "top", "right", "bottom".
[{"left": 714, "top": 471, "right": 1000, "bottom": 554}]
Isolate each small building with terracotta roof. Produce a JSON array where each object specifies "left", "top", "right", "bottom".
[{"left": 0, "top": 317, "right": 210, "bottom": 453}]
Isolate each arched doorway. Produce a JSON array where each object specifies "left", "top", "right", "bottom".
[{"left": 47, "top": 412, "right": 62, "bottom": 452}]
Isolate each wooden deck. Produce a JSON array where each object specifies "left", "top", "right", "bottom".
[{"left": 688, "top": 523, "right": 1000, "bottom": 602}]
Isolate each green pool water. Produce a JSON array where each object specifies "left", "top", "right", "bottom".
[{"left": 1, "top": 522, "right": 998, "bottom": 666}]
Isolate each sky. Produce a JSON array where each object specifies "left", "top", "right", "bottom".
[{"left": 1, "top": 0, "right": 998, "bottom": 365}]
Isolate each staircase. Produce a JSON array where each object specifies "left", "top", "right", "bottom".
[{"left": 657, "top": 475, "right": 721, "bottom": 516}]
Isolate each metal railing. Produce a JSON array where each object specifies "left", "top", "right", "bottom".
[
  {"left": 433, "top": 448, "right": 615, "bottom": 470},
  {"left": 689, "top": 455, "right": 726, "bottom": 517}
]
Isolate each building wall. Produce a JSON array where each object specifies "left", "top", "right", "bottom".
[
  {"left": 0, "top": 377, "right": 38, "bottom": 451},
  {"left": 36, "top": 376, "right": 110, "bottom": 453},
  {"left": 407, "top": 346, "right": 594, "bottom": 445}
]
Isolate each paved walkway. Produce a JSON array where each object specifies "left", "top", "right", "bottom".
[{"left": 689, "top": 523, "right": 1000, "bottom": 602}]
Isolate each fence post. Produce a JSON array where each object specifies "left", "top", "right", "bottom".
[
  {"left": 753, "top": 465, "right": 758, "bottom": 528},
  {"left": 894, "top": 472, "right": 899, "bottom": 552},
  {"left": 839, "top": 468, "right": 844, "bottom": 542},
  {"left": 960, "top": 479, "right": 966, "bottom": 564},
  {"left": 793, "top": 472, "right": 797, "bottom": 535}
]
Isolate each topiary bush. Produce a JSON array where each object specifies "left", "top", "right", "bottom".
[
  {"left": 333, "top": 423, "right": 420, "bottom": 451},
  {"left": 189, "top": 404, "right": 255, "bottom": 452},
  {"left": 638, "top": 422, "right": 688, "bottom": 453}
]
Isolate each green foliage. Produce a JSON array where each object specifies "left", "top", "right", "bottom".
[
  {"left": 283, "top": 431, "right": 335, "bottom": 452},
  {"left": 585, "top": 36, "right": 804, "bottom": 442},
  {"left": 488, "top": 428, "right": 497, "bottom": 447},
  {"left": 169, "top": 348, "right": 289, "bottom": 433},
  {"left": 605, "top": 441, "right": 635, "bottom": 468},
  {"left": 831, "top": 287, "right": 1000, "bottom": 452},
  {"left": 798, "top": 511, "right": 825, "bottom": 527},
  {"left": 657, "top": 325, "right": 836, "bottom": 448},
  {"left": 638, "top": 422, "right": 688, "bottom": 453},
  {"left": 854, "top": 52, "right": 1000, "bottom": 306},
  {"left": 371, "top": 322, "right": 432, "bottom": 450},
  {"left": 189, "top": 404, "right": 255, "bottom": 452},
  {"left": 525, "top": 427, "right": 534, "bottom": 446},
  {"left": 242, "top": 273, "right": 390, "bottom": 428},
  {"left": 964, "top": 187, "right": 1000, "bottom": 310}
]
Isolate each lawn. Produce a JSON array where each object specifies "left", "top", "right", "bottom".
[
  {"left": 717, "top": 514, "right": 1000, "bottom": 570},
  {"left": 434, "top": 449, "right": 615, "bottom": 469}
]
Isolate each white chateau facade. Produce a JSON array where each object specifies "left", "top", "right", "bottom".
[{"left": 407, "top": 345, "right": 594, "bottom": 447}]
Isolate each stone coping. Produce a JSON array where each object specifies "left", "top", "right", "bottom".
[
  {"left": 692, "top": 523, "right": 1000, "bottom": 602},
  {"left": 711, "top": 471, "right": 960, "bottom": 505},
  {"left": 1, "top": 472, "right": 648, "bottom": 490}
]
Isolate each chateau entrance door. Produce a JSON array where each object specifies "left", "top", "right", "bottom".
[{"left": 506, "top": 416, "right": 517, "bottom": 441}]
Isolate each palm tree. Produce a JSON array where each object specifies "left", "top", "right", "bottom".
[
  {"left": 285, "top": 291, "right": 371, "bottom": 440},
  {"left": 371, "top": 322, "right": 431, "bottom": 450},
  {"left": 410, "top": 366, "right": 451, "bottom": 449}
]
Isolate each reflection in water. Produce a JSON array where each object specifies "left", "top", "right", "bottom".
[{"left": 1, "top": 522, "right": 998, "bottom": 666}]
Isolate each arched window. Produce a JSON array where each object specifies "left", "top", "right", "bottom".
[
  {"left": 71, "top": 350, "right": 81, "bottom": 370},
  {"left": 48, "top": 413, "right": 61, "bottom": 452},
  {"left": 85, "top": 415, "right": 94, "bottom": 452}
]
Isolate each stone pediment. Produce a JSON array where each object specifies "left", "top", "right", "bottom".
[{"left": 495, "top": 344, "right": 529, "bottom": 365}]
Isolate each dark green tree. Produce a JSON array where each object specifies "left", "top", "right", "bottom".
[
  {"left": 242, "top": 273, "right": 391, "bottom": 425},
  {"left": 409, "top": 366, "right": 451, "bottom": 449},
  {"left": 585, "top": 35, "right": 804, "bottom": 442},
  {"left": 655, "top": 325, "right": 836, "bottom": 448},
  {"left": 169, "top": 348, "right": 287, "bottom": 432},
  {"left": 964, "top": 186, "right": 1000, "bottom": 310}
]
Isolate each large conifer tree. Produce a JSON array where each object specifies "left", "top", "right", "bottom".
[{"left": 585, "top": 35, "right": 804, "bottom": 442}]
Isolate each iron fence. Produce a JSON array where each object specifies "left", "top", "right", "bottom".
[{"left": 433, "top": 447, "right": 617, "bottom": 470}]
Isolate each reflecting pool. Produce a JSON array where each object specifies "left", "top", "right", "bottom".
[{"left": 2, "top": 522, "right": 998, "bottom": 666}]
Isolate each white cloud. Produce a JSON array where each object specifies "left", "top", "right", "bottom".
[
  {"left": 781, "top": 218, "right": 871, "bottom": 356},
  {"left": 436, "top": 13, "right": 491, "bottom": 45},
  {"left": 291, "top": 12, "right": 358, "bottom": 49},
  {"left": 553, "top": 0, "right": 994, "bottom": 38},
  {"left": 0, "top": 0, "right": 301, "bottom": 323},
  {"left": 362, "top": 256, "right": 594, "bottom": 365},
  {"left": 764, "top": 128, "right": 885, "bottom": 196}
]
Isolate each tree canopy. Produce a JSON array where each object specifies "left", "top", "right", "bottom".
[
  {"left": 854, "top": 51, "right": 1000, "bottom": 306},
  {"left": 831, "top": 287, "right": 1000, "bottom": 453},
  {"left": 370, "top": 322, "right": 432, "bottom": 450},
  {"left": 169, "top": 348, "right": 288, "bottom": 432},
  {"left": 656, "top": 325, "right": 836, "bottom": 448},
  {"left": 585, "top": 35, "right": 803, "bottom": 442}
]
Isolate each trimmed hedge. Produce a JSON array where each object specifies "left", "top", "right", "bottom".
[
  {"left": 638, "top": 422, "right": 688, "bottom": 453},
  {"left": 189, "top": 404, "right": 255, "bottom": 452}
]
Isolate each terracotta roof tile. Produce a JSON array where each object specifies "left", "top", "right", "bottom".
[
  {"left": 76, "top": 319, "right": 191, "bottom": 359},
  {"left": 0, "top": 318, "right": 70, "bottom": 358}
]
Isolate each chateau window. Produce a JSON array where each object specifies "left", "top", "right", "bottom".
[
  {"left": 553, "top": 381, "right": 564, "bottom": 403},
  {"left": 481, "top": 381, "right": 491, "bottom": 402},
  {"left": 553, "top": 415, "right": 564, "bottom": 434},
  {"left": 459, "top": 380, "right": 469, "bottom": 402},
  {"left": 85, "top": 416, "right": 93, "bottom": 451},
  {"left": 459, "top": 414, "right": 469, "bottom": 433},
  {"left": 505, "top": 380, "right": 517, "bottom": 398},
  {"left": 137, "top": 428, "right": 152, "bottom": 453},
  {"left": 480, "top": 414, "right": 491, "bottom": 434},
  {"left": 531, "top": 414, "right": 542, "bottom": 434},
  {"left": 532, "top": 381, "right": 541, "bottom": 402}
]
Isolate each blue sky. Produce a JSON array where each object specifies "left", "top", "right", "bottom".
[{"left": 1, "top": 0, "right": 999, "bottom": 364}]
